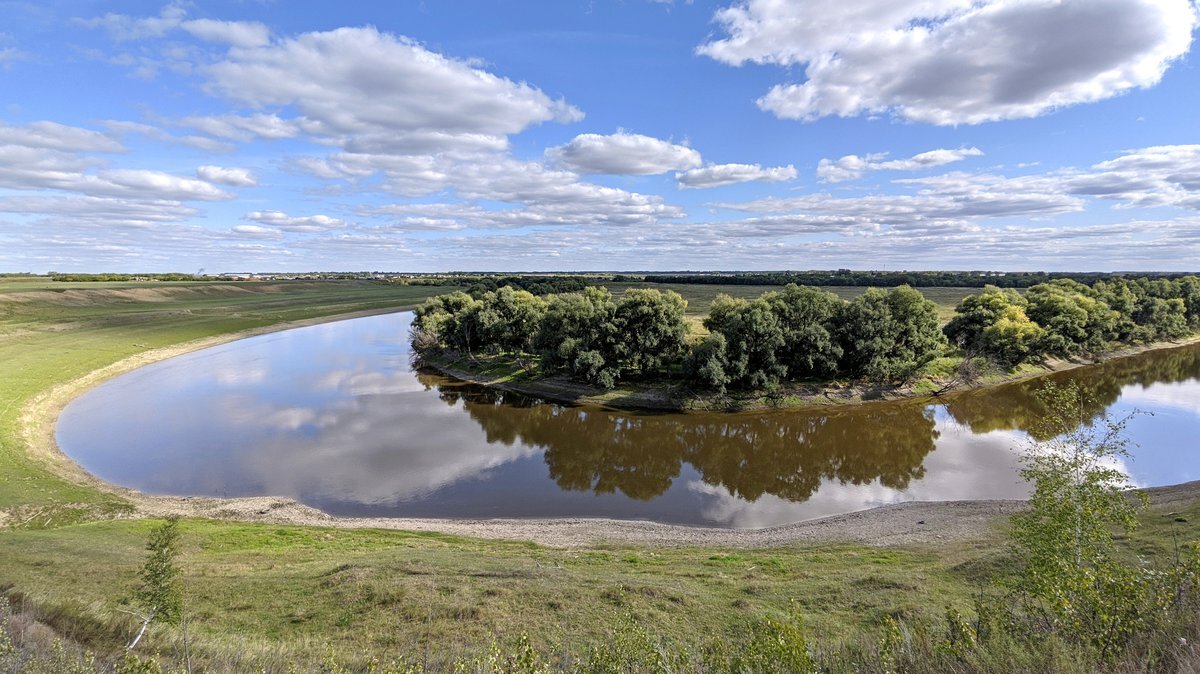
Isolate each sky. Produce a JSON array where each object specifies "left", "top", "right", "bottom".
[{"left": 1, "top": 0, "right": 1199, "bottom": 273}]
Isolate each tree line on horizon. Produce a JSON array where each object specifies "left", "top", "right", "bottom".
[
  {"left": 641, "top": 269, "right": 1198, "bottom": 289},
  {"left": 410, "top": 276, "right": 1200, "bottom": 393}
]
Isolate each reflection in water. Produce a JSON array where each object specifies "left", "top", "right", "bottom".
[
  {"left": 436, "top": 375, "right": 938, "bottom": 503},
  {"left": 945, "top": 345, "right": 1200, "bottom": 439},
  {"left": 55, "top": 312, "right": 1200, "bottom": 527}
]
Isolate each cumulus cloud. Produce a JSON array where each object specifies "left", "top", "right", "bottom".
[
  {"left": 0, "top": 120, "right": 123, "bottom": 152},
  {"left": 897, "top": 145, "right": 1200, "bottom": 212},
  {"left": 108, "top": 121, "right": 239, "bottom": 153},
  {"left": 0, "top": 196, "right": 199, "bottom": 227},
  {"left": 245, "top": 210, "right": 348, "bottom": 233},
  {"left": 197, "top": 165, "right": 258, "bottom": 187},
  {"left": 818, "top": 147, "right": 983, "bottom": 182},
  {"left": 547, "top": 131, "right": 702, "bottom": 175},
  {"left": 180, "top": 18, "right": 270, "bottom": 48},
  {"left": 1067, "top": 145, "right": 1200, "bottom": 209},
  {"left": 78, "top": 3, "right": 270, "bottom": 49},
  {"left": 676, "top": 162, "right": 797, "bottom": 188},
  {"left": 230, "top": 224, "right": 283, "bottom": 240},
  {"left": 202, "top": 27, "right": 582, "bottom": 155},
  {"left": 700, "top": 0, "right": 1198, "bottom": 124},
  {"left": 180, "top": 114, "right": 298, "bottom": 142},
  {"left": 76, "top": 3, "right": 190, "bottom": 41},
  {"left": 0, "top": 144, "right": 230, "bottom": 201}
]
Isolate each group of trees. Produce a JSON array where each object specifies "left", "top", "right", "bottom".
[
  {"left": 692, "top": 285, "right": 944, "bottom": 391},
  {"left": 414, "top": 286, "right": 689, "bottom": 389},
  {"left": 415, "top": 275, "right": 1200, "bottom": 394},
  {"left": 642, "top": 270, "right": 1191, "bottom": 288},
  {"left": 464, "top": 274, "right": 593, "bottom": 297},
  {"left": 946, "top": 277, "right": 1200, "bottom": 366},
  {"left": 48, "top": 272, "right": 203, "bottom": 282},
  {"left": 413, "top": 284, "right": 947, "bottom": 392}
]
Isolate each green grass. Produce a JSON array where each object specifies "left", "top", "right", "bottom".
[
  {"left": 0, "top": 518, "right": 989, "bottom": 666},
  {"left": 0, "top": 499, "right": 1194, "bottom": 669}
]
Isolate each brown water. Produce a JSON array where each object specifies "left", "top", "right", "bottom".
[{"left": 56, "top": 312, "right": 1200, "bottom": 527}]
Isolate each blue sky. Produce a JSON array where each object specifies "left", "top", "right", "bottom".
[{"left": 1, "top": 0, "right": 1198, "bottom": 273}]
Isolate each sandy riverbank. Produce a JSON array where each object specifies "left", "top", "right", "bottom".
[{"left": 17, "top": 307, "right": 1200, "bottom": 549}]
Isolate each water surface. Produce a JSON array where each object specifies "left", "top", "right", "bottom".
[{"left": 57, "top": 312, "right": 1200, "bottom": 527}]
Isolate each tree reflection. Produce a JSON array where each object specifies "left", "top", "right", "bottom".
[
  {"left": 418, "top": 344, "right": 1199, "bottom": 506},
  {"left": 944, "top": 345, "right": 1200, "bottom": 439},
  {"left": 684, "top": 405, "right": 937, "bottom": 502},
  {"left": 419, "top": 370, "right": 938, "bottom": 504}
]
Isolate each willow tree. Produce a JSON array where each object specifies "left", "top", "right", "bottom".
[
  {"left": 702, "top": 294, "right": 787, "bottom": 389},
  {"left": 837, "top": 286, "right": 945, "bottom": 381},
  {"left": 763, "top": 284, "right": 843, "bottom": 379}
]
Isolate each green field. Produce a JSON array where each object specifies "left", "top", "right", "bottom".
[
  {"left": 604, "top": 282, "right": 976, "bottom": 324},
  {"left": 0, "top": 278, "right": 1195, "bottom": 671}
]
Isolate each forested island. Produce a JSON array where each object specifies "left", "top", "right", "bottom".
[{"left": 411, "top": 275, "right": 1200, "bottom": 408}]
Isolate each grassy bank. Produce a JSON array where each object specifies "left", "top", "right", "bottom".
[
  {"left": 0, "top": 492, "right": 1195, "bottom": 670},
  {"left": 0, "top": 518, "right": 991, "bottom": 667}
]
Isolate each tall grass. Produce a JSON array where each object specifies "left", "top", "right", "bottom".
[{"left": 3, "top": 592, "right": 1198, "bottom": 673}]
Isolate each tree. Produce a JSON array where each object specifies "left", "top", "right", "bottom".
[
  {"left": 837, "top": 286, "right": 945, "bottom": 381},
  {"left": 689, "top": 333, "right": 731, "bottom": 393},
  {"left": 1009, "top": 382, "right": 1149, "bottom": 659},
  {"left": 127, "top": 517, "right": 183, "bottom": 651},
  {"left": 702, "top": 295, "right": 787, "bottom": 389},
  {"left": 945, "top": 285, "right": 1045, "bottom": 365},
  {"left": 475, "top": 286, "right": 547, "bottom": 353},
  {"left": 535, "top": 287, "right": 620, "bottom": 388},
  {"left": 763, "top": 284, "right": 843, "bottom": 379},
  {"left": 1176, "top": 275, "right": 1200, "bottom": 328},
  {"left": 1132, "top": 296, "right": 1189, "bottom": 342},
  {"left": 612, "top": 289, "right": 689, "bottom": 376},
  {"left": 411, "top": 291, "right": 484, "bottom": 353},
  {"left": 977, "top": 306, "right": 1046, "bottom": 366},
  {"left": 1025, "top": 280, "right": 1119, "bottom": 356}
]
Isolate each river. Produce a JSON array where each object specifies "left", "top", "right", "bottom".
[{"left": 55, "top": 312, "right": 1200, "bottom": 528}]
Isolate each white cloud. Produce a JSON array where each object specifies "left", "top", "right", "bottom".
[
  {"left": 79, "top": 4, "right": 271, "bottom": 49},
  {"left": 547, "top": 131, "right": 702, "bottom": 175},
  {"left": 76, "top": 3, "right": 189, "bottom": 41},
  {"left": 197, "top": 165, "right": 258, "bottom": 187},
  {"left": 106, "top": 121, "right": 239, "bottom": 152},
  {"left": 231, "top": 224, "right": 284, "bottom": 240},
  {"left": 180, "top": 19, "right": 270, "bottom": 48},
  {"left": 818, "top": 147, "right": 983, "bottom": 182},
  {"left": 1067, "top": 145, "right": 1200, "bottom": 209},
  {"left": 677, "top": 162, "right": 797, "bottom": 188},
  {"left": 0, "top": 196, "right": 199, "bottom": 227},
  {"left": 245, "top": 210, "right": 348, "bottom": 233},
  {"left": 0, "top": 144, "right": 230, "bottom": 202},
  {"left": 99, "top": 169, "right": 230, "bottom": 201},
  {"left": 180, "top": 114, "right": 299, "bottom": 142},
  {"left": 0, "top": 47, "right": 25, "bottom": 68},
  {"left": 700, "top": 0, "right": 1198, "bottom": 124},
  {"left": 898, "top": 145, "right": 1200, "bottom": 211},
  {"left": 202, "top": 27, "right": 582, "bottom": 154},
  {"left": 0, "top": 120, "right": 123, "bottom": 152}
]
